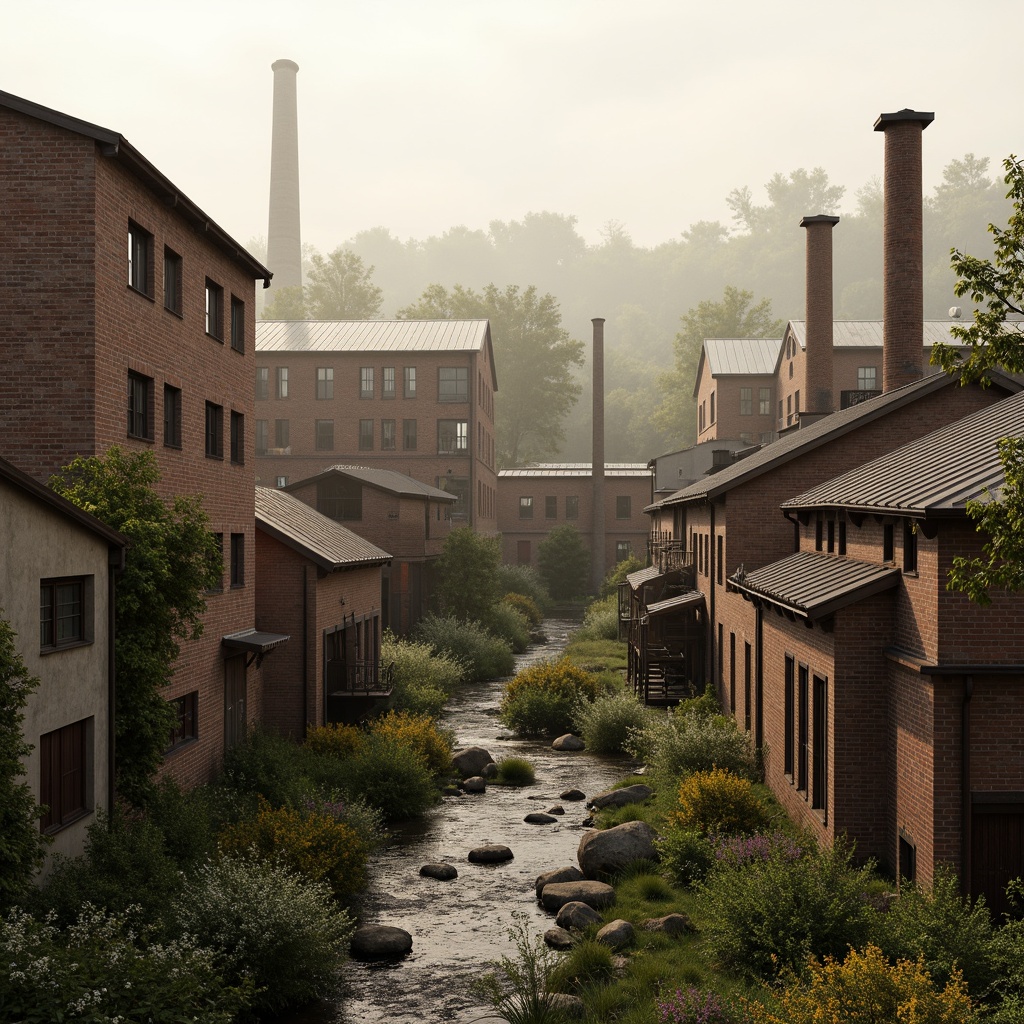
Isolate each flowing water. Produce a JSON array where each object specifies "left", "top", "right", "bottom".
[{"left": 291, "top": 618, "right": 636, "bottom": 1024}]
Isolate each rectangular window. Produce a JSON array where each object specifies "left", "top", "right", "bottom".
[
  {"left": 205, "top": 402, "right": 223, "bottom": 459},
  {"left": 786, "top": 394, "right": 793, "bottom": 424},
  {"left": 230, "top": 297, "right": 245, "bottom": 353},
  {"left": 517, "top": 540, "right": 531, "bottom": 565},
  {"left": 255, "top": 419, "right": 268, "bottom": 456},
  {"left": 718, "top": 623, "right": 724, "bottom": 688},
  {"left": 438, "top": 420, "right": 468, "bottom": 454},
  {"left": 274, "top": 418, "right": 289, "bottom": 449},
  {"left": 128, "top": 222, "right": 152, "bottom": 296},
  {"left": 710, "top": 391, "right": 716, "bottom": 424},
  {"left": 795, "top": 390, "right": 800, "bottom": 415},
  {"left": 276, "top": 476, "right": 287, "bottom": 488},
  {"left": 857, "top": 366, "right": 877, "bottom": 391},
  {"left": 759, "top": 387, "right": 771, "bottom": 415},
  {"left": 616, "top": 540, "right": 631, "bottom": 562},
  {"left": 40, "top": 718, "right": 89, "bottom": 833},
  {"left": 127, "top": 371, "right": 153, "bottom": 440},
  {"left": 381, "top": 419, "right": 396, "bottom": 451},
  {"left": 439, "top": 366, "right": 469, "bottom": 402},
  {"left": 812, "top": 674, "right": 828, "bottom": 814},
  {"left": 163, "top": 384, "right": 181, "bottom": 448},
  {"left": 404, "top": 366, "right": 417, "bottom": 398},
  {"left": 403, "top": 419, "right": 417, "bottom": 450},
  {"left": 167, "top": 692, "right": 198, "bottom": 752},
  {"left": 255, "top": 367, "right": 269, "bottom": 401},
  {"left": 276, "top": 367, "right": 289, "bottom": 399},
  {"left": 838, "top": 520, "right": 847, "bottom": 557},
  {"left": 360, "top": 367, "right": 374, "bottom": 399},
  {"left": 230, "top": 411, "right": 244, "bottom": 464},
  {"left": 545, "top": 496, "right": 557, "bottom": 519},
  {"left": 815, "top": 518, "right": 823, "bottom": 551},
  {"left": 903, "top": 521, "right": 918, "bottom": 574},
  {"left": 784, "top": 655, "right": 795, "bottom": 776},
  {"left": 797, "top": 664, "right": 809, "bottom": 793},
  {"left": 359, "top": 419, "right": 373, "bottom": 450},
  {"left": 317, "top": 367, "right": 334, "bottom": 400},
  {"left": 315, "top": 419, "right": 334, "bottom": 451},
  {"left": 616, "top": 495, "right": 631, "bottom": 520},
  {"left": 383, "top": 366, "right": 396, "bottom": 398},
  {"left": 163, "top": 246, "right": 182, "bottom": 314},
  {"left": 230, "top": 533, "right": 245, "bottom": 588},
  {"left": 716, "top": 535, "right": 723, "bottom": 585},
  {"left": 739, "top": 387, "right": 753, "bottom": 415},
  {"left": 519, "top": 496, "right": 534, "bottom": 519},
  {"left": 205, "top": 280, "right": 223, "bottom": 340},
  {"left": 883, "top": 523, "right": 895, "bottom": 562},
  {"left": 40, "top": 577, "right": 88, "bottom": 650},
  {"left": 743, "top": 642, "right": 752, "bottom": 732},
  {"left": 729, "top": 632, "right": 736, "bottom": 713},
  {"left": 566, "top": 496, "right": 579, "bottom": 519}
]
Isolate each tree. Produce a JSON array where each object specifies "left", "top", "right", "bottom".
[
  {"left": 50, "top": 448, "right": 221, "bottom": 804},
  {"left": 398, "top": 283, "right": 584, "bottom": 467},
  {"left": 537, "top": 525, "right": 591, "bottom": 600},
  {"left": 655, "top": 286, "right": 784, "bottom": 446},
  {"left": 931, "top": 156, "right": 1024, "bottom": 603},
  {"left": 434, "top": 526, "right": 501, "bottom": 621},
  {"left": 0, "top": 613, "right": 47, "bottom": 910},
  {"left": 305, "top": 248, "right": 384, "bottom": 320},
  {"left": 262, "top": 284, "right": 307, "bottom": 321},
  {"left": 727, "top": 167, "right": 844, "bottom": 237}
]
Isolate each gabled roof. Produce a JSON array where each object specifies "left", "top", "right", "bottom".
[
  {"left": 256, "top": 486, "right": 391, "bottom": 571},
  {"left": 692, "top": 338, "right": 781, "bottom": 397},
  {"left": 500, "top": 463, "right": 650, "bottom": 478},
  {"left": 648, "top": 369, "right": 1022, "bottom": 512},
  {"left": 0, "top": 89, "right": 271, "bottom": 288},
  {"left": 284, "top": 465, "right": 456, "bottom": 502},
  {"left": 731, "top": 550, "right": 900, "bottom": 620},
  {"left": 782, "top": 389, "right": 1024, "bottom": 516}
]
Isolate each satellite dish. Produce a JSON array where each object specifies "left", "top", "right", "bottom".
[{"left": 949, "top": 306, "right": 962, "bottom": 319}]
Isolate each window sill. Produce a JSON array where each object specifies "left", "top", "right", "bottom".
[
  {"left": 164, "top": 442, "right": 182, "bottom": 451},
  {"left": 164, "top": 306, "right": 184, "bottom": 319},
  {"left": 230, "top": 583, "right": 245, "bottom": 591},
  {"left": 205, "top": 453, "right": 224, "bottom": 461},
  {"left": 127, "top": 433, "right": 155, "bottom": 445},
  {"left": 207, "top": 333, "right": 224, "bottom": 344},
  {"left": 40, "top": 639, "right": 93, "bottom": 656},
  {"left": 43, "top": 806, "right": 92, "bottom": 835},
  {"left": 128, "top": 285, "right": 155, "bottom": 302}
]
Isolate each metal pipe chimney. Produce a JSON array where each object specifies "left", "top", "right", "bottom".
[
  {"left": 591, "top": 318, "right": 606, "bottom": 594},
  {"left": 873, "top": 109, "right": 934, "bottom": 391},
  {"left": 267, "top": 59, "right": 302, "bottom": 296},
  {"left": 800, "top": 214, "right": 840, "bottom": 415}
]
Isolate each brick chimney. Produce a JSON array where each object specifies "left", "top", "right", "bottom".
[
  {"left": 591, "top": 318, "right": 606, "bottom": 594},
  {"left": 267, "top": 59, "right": 302, "bottom": 297},
  {"left": 874, "top": 109, "right": 934, "bottom": 391},
  {"left": 800, "top": 214, "right": 840, "bottom": 415}
]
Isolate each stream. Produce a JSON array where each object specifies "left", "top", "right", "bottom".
[{"left": 293, "top": 618, "right": 636, "bottom": 1023}]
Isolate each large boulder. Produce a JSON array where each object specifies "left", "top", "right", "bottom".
[
  {"left": 641, "top": 913, "right": 695, "bottom": 937},
  {"left": 350, "top": 925, "right": 413, "bottom": 959},
  {"left": 552, "top": 734, "right": 585, "bottom": 751},
  {"left": 462, "top": 776, "right": 487, "bottom": 793},
  {"left": 577, "top": 820, "right": 659, "bottom": 879},
  {"left": 544, "top": 926, "right": 575, "bottom": 950},
  {"left": 524, "top": 812, "right": 558, "bottom": 825},
  {"left": 452, "top": 746, "right": 495, "bottom": 777},
  {"left": 535, "top": 865, "right": 584, "bottom": 900},
  {"left": 596, "top": 919, "right": 635, "bottom": 950},
  {"left": 419, "top": 863, "right": 458, "bottom": 881},
  {"left": 468, "top": 844, "right": 514, "bottom": 864},
  {"left": 555, "top": 900, "right": 603, "bottom": 930},
  {"left": 540, "top": 880, "right": 615, "bottom": 912},
  {"left": 587, "top": 784, "right": 653, "bottom": 810}
]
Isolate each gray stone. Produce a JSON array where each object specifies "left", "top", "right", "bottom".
[
  {"left": 544, "top": 926, "right": 575, "bottom": 950},
  {"left": 441, "top": 785, "right": 462, "bottom": 797},
  {"left": 641, "top": 913, "right": 695, "bottom": 937},
  {"left": 546, "top": 993, "right": 585, "bottom": 1017},
  {"left": 452, "top": 746, "right": 495, "bottom": 777},
  {"left": 350, "top": 925, "right": 413, "bottom": 959},
  {"left": 535, "top": 865, "right": 584, "bottom": 900},
  {"left": 468, "top": 844, "right": 514, "bottom": 864},
  {"left": 419, "top": 862, "right": 458, "bottom": 881},
  {"left": 546, "top": 805, "right": 565, "bottom": 815},
  {"left": 560, "top": 788, "right": 586, "bottom": 801},
  {"left": 524, "top": 812, "right": 558, "bottom": 824},
  {"left": 481, "top": 762, "right": 498, "bottom": 779},
  {"left": 540, "top": 879, "right": 615, "bottom": 912},
  {"left": 462, "top": 776, "right": 487, "bottom": 793},
  {"left": 596, "top": 918, "right": 635, "bottom": 950},
  {"left": 555, "top": 900, "right": 603, "bottom": 930},
  {"left": 588, "top": 784, "right": 653, "bottom": 809},
  {"left": 552, "top": 734, "right": 585, "bottom": 751},
  {"left": 577, "top": 820, "right": 659, "bottom": 879}
]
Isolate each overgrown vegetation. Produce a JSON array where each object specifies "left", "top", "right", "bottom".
[
  {"left": 573, "top": 593, "right": 620, "bottom": 641},
  {"left": 537, "top": 524, "right": 592, "bottom": 600},
  {"left": 383, "top": 630, "right": 466, "bottom": 716},
  {"left": 500, "top": 657, "right": 602, "bottom": 736},
  {"left": 413, "top": 613, "right": 515, "bottom": 681},
  {"left": 572, "top": 688, "right": 650, "bottom": 754}
]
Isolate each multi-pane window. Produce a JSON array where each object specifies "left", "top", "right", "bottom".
[
  {"left": 230, "top": 533, "right": 245, "bottom": 587},
  {"left": 383, "top": 366, "right": 396, "bottom": 398},
  {"left": 519, "top": 496, "right": 534, "bottom": 519},
  {"left": 316, "top": 419, "right": 334, "bottom": 451},
  {"left": 616, "top": 541, "right": 631, "bottom": 561},
  {"left": 255, "top": 367, "right": 269, "bottom": 400},
  {"left": 812, "top": 674, "right": 828, "bottom": 814},
  {"left": 230, "top": 411, "right": 244, "bottom": 464},
  {"left": 759, "top": 387, "right": 771, "bottom": 415},
  {"left": 382, "top": 419, "right": 397, "bottom": 450},
  {"left": 739, "top": 387, "right": 753, "bottom": 415},
  {"left": 710, "top": 391, "right": 716, "bottom": 424},
  {"left": 255, "top": 419, "right": 268, "bottom": 455},
  {"left": 403, "top": 419, "right": 417, "bottom": 450},
  {"left": 163, "top": 384, "right": 181, "bottom": 448},
  {"left": 616, "top": 495, "right": 631, "bottom": 519},
  {"left": 883, "top": 523, "right": 894, "bottom": 562},
  {"left": 274, "top": 419, "right": 289, "bottom": 449},
  {"left": 797, "top": 663, "right": 809, "bottom": 793},
  {"left": 128, "top": 222, "right": 152, "bottom": 296},
  {"left": 167, "top": 692, "right": 198, "bottom": 752},
  {"left": 163, "top": 247, "right": 182, "bottom": 314},
  {"left": 565, "top": 496, "right": 579, "bottom": 519},
  {"left": 545, "top": 496, "right": 557, "bottom": 519},
  {"left": 230, "top": 297, "right": 245, "bottom": 353},
  {"left": 360, "top": 367, "right": 374, "bottom": 399},
  {"left": 404, "top": 366, "right": 417, "bottom": 398},
  {"left": 438, "top": 367, "right": 468, "bottom": 402},
  {"left": 857, "top": 366, "right": 877, "bottom": 390},
  {"left": 438, "top": 419, "right": 468, "bottom": 454},
  {"left": 40, "top": 718, "right": 89, "bottom": 833},
  {"left": 205, "top": 402, "right": 223, "bottom": 458},
  {"left": 127, "top": 372, "right": 153, "bottom": 440},
  {"left": 317, "top": 367, "right": 334, "bottom": 400},
  {"left": 276, "top": 367, "right": 289, "bottom": 399},
  {"left": 205, "top": 280, "right": 223, "bottom": 340},
  {"left": 40, "top": 577, "right": 87, "bottom": 650},
  {"left": 359, "top": 419, "right": 373, "bottom": 450}
]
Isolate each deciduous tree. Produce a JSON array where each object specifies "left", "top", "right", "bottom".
[
  {"left": 434, "top": 526, "right": 501, "bottom": 621},
  {"left": 537, "top": 525, "right": 591, "bottom": 600},
  {"left": 305, "top": 248, "right": 384, "bottom": 320}
]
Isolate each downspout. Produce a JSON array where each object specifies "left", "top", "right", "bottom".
[
  {"left": 755, "top": 604, "right": 764, "bottom": 750},
  {"left": 961, "top": 674, "right": 974, "bottom": 896},
  {"left": 782, "top": 508, "right": 800, "bottom": 553},
  {"left": 709, "top": 500, "right": 716, "bottom": 689},
  {"left": 302, "top": 565, "right": 309, "bottom": 738}
]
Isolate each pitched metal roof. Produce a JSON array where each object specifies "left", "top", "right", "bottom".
[
  {"left": 284, "top": 465, "right": 456, "bottom": 502},
  {"left": 703, "top": 338, "right": 782, "bottom": 376},
  {"left": 256, "top": 486, "right": 392, "bottom": 571},
  {"left": 499, "top": 463, "right": 650, "bottom": 478},
  {"left": 646, "top": 591, "right": 705, "bottom": 616},
  {"left": 256, "top": 319, "right": 491, "bottom": 354},
  {"left": 626, "top": 565, "right": 664, "bottom": 588},
  {"left": 782, "top": 389, "right": 1024, "bottom": 515},
  {"left": 731, "top": 551, "right": 900, "bottom": 620},
  {"left": 785, "top": 320, "right": 970, "bottom": 350}
]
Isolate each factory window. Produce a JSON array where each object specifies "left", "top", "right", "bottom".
[
  {"left": 163, "top": 247, "right": 182, "bottom": 314},
  {"left": 205, "top": 280, "right": 223, "bottom": 340}
]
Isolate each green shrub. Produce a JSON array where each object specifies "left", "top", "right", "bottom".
[
  {"left": 674, "top": 688, "right": 725, "bottom": 724},
  {"left": 341, "top": 732, "right": 440, "bottom": 821},
  {"left": 573, "top": 689, "right": 650, "bottom": 754},
  {"left": 574, "top": 594, "right": 620, "bottom": 641},
  {"left": 494, "top": 757, "right": 536, "bottom": 786},
  {"left": 304, "top": 721, "right": 365, "bottom": 759},
  {"left": 670, "top": 768, "right": 770, "bottom": 835},
  {"left": 600, "top": 554, "right": 646, "bottom": 598},
  {"left": 500, "top": 658, "right": 601, "bottom": 736},
  {"left": 657, "top": 826, "right": 717, "bottom": 887},
  {"left": 548, "top": 938, "right": 616, "bottom": 993},
  {"left": 368, "top": 710, "right": 454, "bottom": 776},
  {"left": 435, "top": 527, "right": 502, "bottom": 621},
  {"left": 538, "top": 524, "right": 592, "bottom": 600},
  {"left": 383, "top": 630, "right": 466, "bottom": 716},
  {"left": 495, "top": 563, "right": 551, "bottom": 611},
  {"left": 502, "top": 591, "right": 544, "bottom": 627},
  {"left": 413, "top": 613, "right": 515, "bottom": 681},
  {"left": 658, "top": 986, "right": 745, "bottom": 1024},
  {"left": 483, "top": 602, "right": 532, "bottom": 653},
  {"left": 145, "top": 777, "right": 219, "bottom": 869},
  {"left": 699, "top": 839, "right": 876, "bottom": 981},
  {"left": 990, "top": 879, "right": 1024, "bottom": 1019},
  {"left": 220, "top": 727, "right": 314, "bottom": 808},
  {"left": 173, "top": 853, "right": 354, "bottom": 1015}
]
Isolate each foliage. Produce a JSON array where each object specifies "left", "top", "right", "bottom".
[
  {"left": 367, "top": 710, "right": 454, "bottom": 776},
  {"left": 502, "top": 591, "right": 544, "bottom": 627},
  {"left": 305, "top": 247, "right": 384, "bottom": 319},
  {"left": 219, "top": 727, "right": 314, "bottom": 809},
  {"left": 744, "top": 944, "right": 979, "bottom": 1024},
  {"left": 484, "top": 601, "right": 532, "bottom": 653},
  {"left": 398, "top": 282, "right": 584, "bottom": 466},
  {"left": 304, "top": 721, "right": 366, "bottom": 760},
  {"left": 435, "top": 526, "right": 502, "bottom": 621},
  {"left": 413, "top": 613, "right": 515, "bottom": 681},
  {"left": 657, "top": 826, "right": 717, "bottom": 888},
  {"left": 145, "top": 777, "right": 219, "bottom": 869},
  {"left": 173, "top": 853, "right": 354, "bottom": 1015},
  {"left": 494, "top": 756, "right": 536, "bottom": 786},
  {"left": 50, "top": 448, "right": 221, "bottom": 804},
  {"left": 537, "top": 524, "right": 592, "bottom": 600},
  {"left": 601, "top": 554, "right": 646, "bottom": 597},
  {"left": 217, "top": 797, "right": 368, "bottom": 900},
  {"left": 699, "top": 839, "right": 876, "bottom": 981},
  {"left": 0, "top": 904, "right": 253, "bottom": 1024},
  {"left": 340, "top": 731, "right": 440, "bottom": 820},
  {"left": 500, "top": 658, "right": 601, "bottom": 736},
  {"left": 495, "top": 563, "right": 552, "bottom": 611},
  {"left": 0, "top": 613, "right": 47, "bottom": 911},
  {"left": 657, "top": 986, "right": 744, "bottom": 1024},
  {"left": 383, "top": 629, "right": 465, "bottom": 716},
  {"left": 548, "top": 938, "right": 616, "bottom": 993},
  {"left": 989, "top": 879, "right": 1024, "bottom": 1020},
  {"left": 260, "top": 282, "right": 307, "bottom": 320},
  {"left": 573, "top": 594, "right": 621, "bottom": 641},
  {"left": 573, "top": 689, "right": 650, "bottom": 754},
  {"left": 670, "top": 768, "right": 770, "bottom": 836}
]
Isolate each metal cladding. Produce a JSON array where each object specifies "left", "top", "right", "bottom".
[
  {"left": 267, "top": 59, "right": 302, "bottom": 295},
  {"left": 801, "top": 214, "right": 840, "bottom": 415},
  {"left": 874, "top": 109, "right": 935, "bottom": 392},
  {"left": 592, "top": 318, "right": 606, "bottom": 594}
]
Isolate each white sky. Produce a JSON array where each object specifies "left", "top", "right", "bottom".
[{"left": 3, "top": 0, "right": 1017, "bottom": 255}]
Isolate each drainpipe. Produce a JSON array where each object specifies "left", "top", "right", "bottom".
[
  {"left": 302, "top": 564, "right": 309, "bottom": 737},
  {"left": 961, "top": 674, "right": 974, "bottom": 896},
  {"left": 709, "top": 501, "right": 716, "bottom": 689},
  {"left": 782, "top": 508, "right": 800, "bottom": 552}
]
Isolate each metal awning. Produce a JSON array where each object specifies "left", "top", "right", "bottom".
[
  {"left": 222, "top": 629, "right": 290, "bottom": 660},
  {"left": 645, "top": 591, "right": 705, "bottom": 617}
]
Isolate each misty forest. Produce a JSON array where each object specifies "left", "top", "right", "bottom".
[{"left": 252, "top": 155, "right": 1012, "bottom": 467}]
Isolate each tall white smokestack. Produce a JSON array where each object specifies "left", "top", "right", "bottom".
[
  {"left": 267, "top": 59, "right": 302, "bottom": 296},
  {"left": 591, "top": 318, "right": 606, "bottom": 594}
]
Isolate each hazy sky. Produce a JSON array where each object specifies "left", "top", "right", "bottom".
[{"left": 3, "top": 1, "right": 1017, "bottom": 257}]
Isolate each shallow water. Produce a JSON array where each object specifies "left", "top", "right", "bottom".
[{"left": 288, "top": 619, "right": 636, "bottom": 1023}]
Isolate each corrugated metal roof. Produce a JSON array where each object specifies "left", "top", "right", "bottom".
[
  {"left": 626, "top": 565, "right": 663, "bottom": 588},
  {"left": 286, "top": 465, "right": 456, "bottom": 501},
  {"left": 256, "top": 486, "right": 392, "bottom": 571},
  {"left": 256, "top": 319, "right": 490, "bottom": 353},
  {"left": 646, "top": 591, "right": 705, "bottom": 616},
  {"left": 782, "top": 389, "right": 1024, "bottom": 514},
  {"left": 732, "top": 551, "right": 900, "bottom": 619},
  {"left": 786, "top": 321, "right": 970, "bottom": 350},
  {"left": 500, "top": 463, "right": 650, "bottom": 478},
  {"left": 704, "top": 338, "right": 782, "bottom": 376}
]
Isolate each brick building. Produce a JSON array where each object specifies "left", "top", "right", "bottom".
[
  {"left": 0, "top": 89, "right": 273, "bottom": 789},
  {"left": 693, "top": 338, "right": 780, "bottom": 445},
  {"left": 254, "top": 319, "right": 498, "bottom": 533}
]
